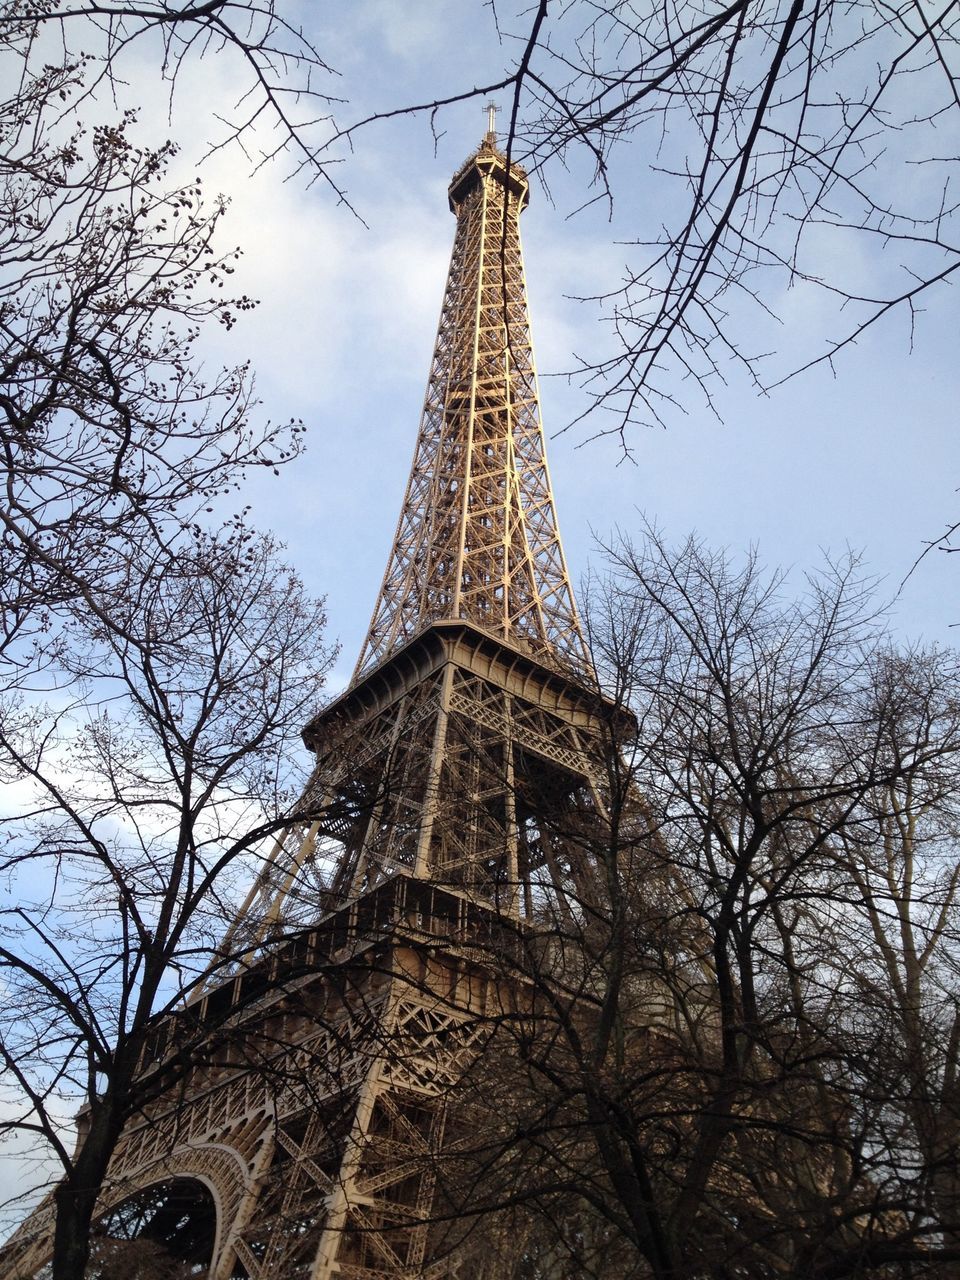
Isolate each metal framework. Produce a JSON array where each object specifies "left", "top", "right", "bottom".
[
  {"left": 0, "top": 128, "right": 616, "bottom": 1280},
  {"left": 354, "top": 130, "right": 587, "bottom": 679}
]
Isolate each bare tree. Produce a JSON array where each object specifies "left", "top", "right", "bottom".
[
  {"left": 827, "top": 646, "right": 960, "bottom": 1267},
  {"left": 428, "top": 531, "right": 960, "bottom": 1279},
  {"left": 516, "top": 0, "right": 959, "bottom": 432},
  {"left": 0, "top": 52, "right": 299, "bottom": 641},
  {"left": 321, "top": 0, "right": 957, "bottom": 439},
  {"left": 0, "top": 0, "right": 345, "bottom": 194},
  {"left": 0, "top": 13, "right": 344, "bottom": 1278},
  {"left": 0, "top": 522, "right": 334, "bottom": 1280},
  {"left": 8, "top": 0, "right": 955, "bottom": 440}
]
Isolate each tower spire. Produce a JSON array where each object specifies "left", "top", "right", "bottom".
[
  {"left": 485, "top": 100, "right": 497, "bottom": 142},
  {"left": 353, "top": 132, "right": 587, "bottom": 682}
]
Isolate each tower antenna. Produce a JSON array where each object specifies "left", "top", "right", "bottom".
[{"left": 485, "top": 100, "right": 497, "bottom": 141}]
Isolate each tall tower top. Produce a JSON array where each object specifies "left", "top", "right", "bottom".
[
  {"left": 484, "top": 101, "right": 498, "bottom": 143},
  {"left": 447, "top": 129, "right": 529, "bottom": 215},
  {"left": 353, "top": 133, "right": 586, "bottom": 682}
]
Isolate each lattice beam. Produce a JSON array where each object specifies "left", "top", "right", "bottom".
[{"left": 354, "top": 138, "right": 586, "bottom": 681}]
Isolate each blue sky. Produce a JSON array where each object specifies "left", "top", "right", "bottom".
[{"left": 173, "top": 0, "right": 958, "bottom": 701}]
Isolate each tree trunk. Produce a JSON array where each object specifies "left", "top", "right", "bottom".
[{"left": 51, "top": 1099, "right": 125, "bottom": 1280}]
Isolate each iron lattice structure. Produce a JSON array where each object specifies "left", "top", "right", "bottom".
[
  {"left": 355, "top": 133, "right": 587, "bottom": 680},
  {"left": 0, "top": 131, "right": 617, "bottom": 1280}
]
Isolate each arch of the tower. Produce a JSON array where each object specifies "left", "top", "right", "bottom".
[
  {"left": 75, "top": 1131, "right": 262, "bottom": 1280},
  {"left": 89, "top": 1176, "right": 218, "bottom": 1276},
  {"left": 4, "top": 1162, "right": 232, "bottom": 1280}
]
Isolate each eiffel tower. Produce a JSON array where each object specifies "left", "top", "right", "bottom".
[{"left": 1, "top": 113, "right": 615, "bottom": 1280}]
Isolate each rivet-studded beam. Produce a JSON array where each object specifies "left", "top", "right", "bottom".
[{"left": 354, "top": 140, "right": 587, "bottom": 681}]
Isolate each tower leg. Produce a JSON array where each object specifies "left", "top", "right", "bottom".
[
  {"left": 211, "top": 1119, "right": 276, "bottom": 1280},
  {"left": 310, "top": 1057, "right": 385, "bottom": 1280}
]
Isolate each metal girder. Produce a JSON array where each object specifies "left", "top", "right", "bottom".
[{"left": 354, "top": 138, "right": 587, "bottom": 682}]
